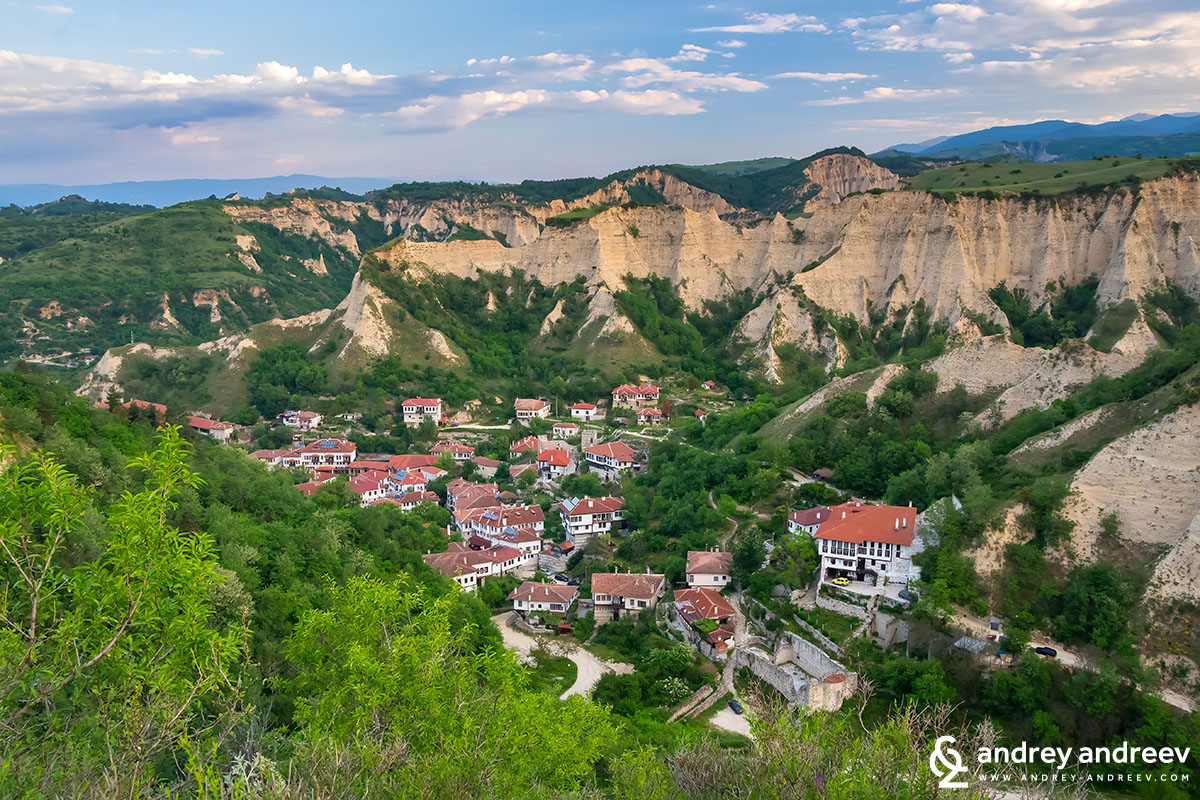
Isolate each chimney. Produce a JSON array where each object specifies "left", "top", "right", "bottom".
[
  {"left": 903, "top": 517, "right": 907, "bottom": 529},
  {"left": 895, "top": 518, "right": 899, "bottom": 530},
  {"left": 842, "top": 511, "right": 846, "bottom": 519}
]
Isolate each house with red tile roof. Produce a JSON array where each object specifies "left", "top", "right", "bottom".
[
  {"left": 814, "top": 502, "right": 921, "bottom": 585},
  {"left": 278, "top": 409, "right": 322, "bottom": 431},
  {"left": 445, "top": 478, "right": 500, "bottom": 513},
  {"left": 636, "top": 406, "right": 665, "bottom": 426},
  {"left": 513, "top": 398, "right": 551, "bottom": 421},
  {"left": 96, "top": 398, "right": 167, "bottom": 417},
  {"left": 422, "top": 541, "right": 526, "bottom": 591},
  {"left": 186, "top": 415, "right": 237, "bottom": 442},
  {"left": 401, "top": 398, "right": 443, "bottom": 427},
  {"left": 611, "top": 382, "right": 660, "bottom": 409},
  {"left": 388, "top": 454, "right": 439, "bottom": 471},
  {"left": 591, "top": 571, "right": 666, "bottom": 624},
  {"left": 347, "top": 472, "right": 390, "bottom": 507},
  {"left": 471, "top": 456, "right": 502, "bottom": 478},
  {"left": 552, "top": 421, "right": 580, "bottom": 439},
  {"left": 569, "top": 402, "right": 602, "bottom": 422},
  {"left": 295, "top": 475, "right": 336, "bottom": 497},
  {"left": 582, "top": 441, "right": 640, "bottom": 481},
  {"left": 536, "top": 448, "right": 571, "bottom": 480},
  {"left": 298, "top": 439, "right": 357, "bottom": 470},
  {"left": 509, "top": 582, "right": 579, "bottom": 618},
  {"left": 369, "top": 491, "right": 441, "bottom": 512},
  {"left": 509, "top": 435, "right": 539, "bottom": 456},
  {"left": 557, "top": 496, "right": 624, "bottom": 548},
  {"left": 788, "top": 506, "right": 831, "bottom": 535},
  {"left": 431, "top": 441, "right": 475, "bottom": 461},
  {"left": 672, "top": 587, "right": 736, "bottom": 654},
  {"left": 685, "top": 550, "right": 732, "bottom": 589}
]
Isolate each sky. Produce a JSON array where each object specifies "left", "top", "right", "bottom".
[{"left": 2, "top": 0, "right": 1199, "bottom": 185}]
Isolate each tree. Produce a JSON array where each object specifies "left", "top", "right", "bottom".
[
  {"left": 282, "top": 574, "right": 616, "bottom": 795},
  {"left": 731, "top": 534, "right": 767, "bottom": 585},
  {"left": 0, "top": 428, "right": 244, "bottom": 796}
]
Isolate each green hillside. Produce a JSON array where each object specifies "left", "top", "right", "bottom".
[
  {"left": 905, "top": 155, "right": 1193, "bottom": 196},
  {"left": 0, "top": 201, "right": 358, "bottom": 357}
]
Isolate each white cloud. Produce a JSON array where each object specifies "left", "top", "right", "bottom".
[
  {"left": 37, "top": 4, "right": 72, "bottom": 14},
  {"left": 716, "top": 39, "right": 746, "bottom": 48},
  {"left": 170, "top": 129, "right": 219, "bottom": 145},
  {"left": 606, "top": 58, "right": 766, "bottom": 92},
  {"left": 807, "top": 86, "right": 957, "bottom": 105},
  {"left": 386, "top": 88, "right": 703, "bottom": 132},
  {"left": 772, "top": 71, "right": 877, "bottom": 81},
  {"left": 943, "top": 52, "right": 975, "bottom": 63},
  {"left": 188, "top": 48, "right": 224, "bottom": 58},
  {"left": 692, "top": 12, "right": 827, "bottom": 34}
]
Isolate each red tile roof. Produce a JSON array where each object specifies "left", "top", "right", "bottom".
[
  {"left": 558, "top": 496, "right": 624, "bottom": 515},
  {"left": 674, "top": 587, "right": 735, "bottom": 622},
  {"left": 789, "top": 506, "right": 831, "bottom": 527},
  {"left": 591, "top": 572, "right": 665, "bottom": 600},
  {"left": 513, "top": 398, "right": 550, "bottom": 411},
  {"left": 389, "top": 454, "right": 438, "bottom": 470},
  {"left": 814, "top": 502, "right": 916, "bottom": 546},
  {"left": 299, "top": 438, "right": 356, "bottom": 455},
  {"left": 583, "top": 441, "right": 637, "bottom": 462},
  {"left": 510, "top": 435, "right": 539, "bottom": 453},
  {"left": 686, "top": 550, "right": 732, "bottom": 575},
  {"left": 537, "top": 449, "right": 570, "bottom": 466},
  {"left": 570, "top": 402, "right": 597, "bottom": 410},
  {"left": 401, "top": 398, "right": 442, "bottom": 407},
  {"left": 508, "top": 581, "right": 578, "bottom": 606}
]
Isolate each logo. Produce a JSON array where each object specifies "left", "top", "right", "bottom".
[{"left": 931, "top": 735, "right": 969, "bottom": 789}]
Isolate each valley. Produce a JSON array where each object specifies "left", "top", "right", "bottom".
[{"left": 3, "top": 144, "right": 1200, "bottom": 798}]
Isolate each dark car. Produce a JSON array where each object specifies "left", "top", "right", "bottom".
[
  {"left": 554, "top": 573, "right": 569, "bottom": 583},
  {"left": 728, "top": 699, "right": 744, "bottom": 715},
  {"left": 567, "top": 578, "right": 580, "bottom": 587},
  {"left": 1034, "top": 646, "right": 1058, "bottom": 658}
]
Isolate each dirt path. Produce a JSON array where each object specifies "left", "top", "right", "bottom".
[
  {"left": 491, "top": 612, "right": 633, "bottom": 700},
  {"left": 710, "top": 706, "right": 753, "bottom": 739}
]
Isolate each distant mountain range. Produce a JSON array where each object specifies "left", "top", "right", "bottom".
[
  {"left": 0, "top": 174, "right": 395, "bottom": 209},
  {"left": 879, "top": 112, "right": 1200, "bottom": 163}
]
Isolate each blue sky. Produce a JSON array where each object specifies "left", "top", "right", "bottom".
[{"left": 2, "top": 0, "right": 1198, "bottom": 184}]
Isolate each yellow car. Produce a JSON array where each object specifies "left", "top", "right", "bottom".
[{"left": 831, "top": 577, "right": 850, "bottom": 587}]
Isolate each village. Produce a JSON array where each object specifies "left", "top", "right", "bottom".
[{"left": 100, "top": 377, "right": 960, "bottom": 737}]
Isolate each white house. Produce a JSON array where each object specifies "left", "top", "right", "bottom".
[
  {"left": 537, "top": 449, "right": 571, "bottom": 480},
  {"left": 814, "top": 502, "right": 920, "bottom": 585},
  {"left": 552, "top": 422, "right": 580, "bottom": 439},
  {"left": 431, "top": 441, "right": 475, "bottom": 461},
  {"left": 422, "top": 542, "right": 525, "bottom": 591},
  {"left": 583, "top": 441, "right": 639, "bottom": 481},
  {"left": 508, "top": 581, "right": 579, "bottom": 618},
  {"left": 401, "top": 398, "right": 443, "bottom": 427},
  {"left": 347, "top": 473, "right": 389, "bottom": 507},
  {"left": 557, "top": 496, "right": 624, "bottom": 548},
  {"left": 685, "top": 550, "right": 733, "bottom": 590},
  {"left": 611, "top": 382, "right": 660, "bottom": 410},
  {"left": 279, "top": 410, "right": 323, "bottom": 431},
  {"left": 570, "top": 402, "right": 603, "bottom": 422},
  {"left": 187, "top": 416, "right": 237, "bottom": 442},
  {"left": 636, "top": 407, "right": 665, "bottom": 426},
  {"left": 591, "top": 571, "right": 666, "bottom": 624},
  {"left": 298, "top": 439, "right": 357, "bottom": 471},
  {"left": 788, "top": 506, "right": 832, "bottom": 535},
  {"left": 513, "top": 398, "right": 551, "bottom": 421}
]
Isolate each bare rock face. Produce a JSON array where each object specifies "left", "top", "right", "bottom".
[
  {"left": 803, "top": 154, "right": 901, "bottom": 206},
  {"left": 224, "top": 198, "right": 366, "bottom": 256}
]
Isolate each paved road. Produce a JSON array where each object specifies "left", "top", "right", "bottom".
[{"left": 491, "top": 612, "right": 633, "bottom": 700}]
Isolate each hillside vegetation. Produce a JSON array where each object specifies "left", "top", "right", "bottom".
[{"left": 906, "top": 155, "right": 1192, "bottom": 195}]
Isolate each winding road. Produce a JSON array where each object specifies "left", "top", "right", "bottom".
[{"left": 491, "top": 612, "right": 633, "bottom": 700}]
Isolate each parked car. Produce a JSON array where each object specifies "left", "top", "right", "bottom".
[
  {"left": 831, "top": 577, "right": 850, "bottom": 587},
  {"left": 567, "top": 578, "right": 580, "bottom": 586},
  {"left": 1034, "top": 646, "right": 1058, "bottom": 658},
  {"left": 553, "top": 573, "right": 569, "bottom": 583},
  {"left": 898, "top": 589, "right": 918, "bottom": 603},
  {"left": 728, "top": 698, "right": 744, "bottom": 715}
]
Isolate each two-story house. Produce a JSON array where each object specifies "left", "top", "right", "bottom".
[
  {"left": 298, "top": 439, "right": 357, "bottom": 471},
  {"left": 569, "top": 402, "right": 603, "bottom": 422},
  {"left": 583, "top": 441, "right": 639, "bottom": 481},
  {"left": 552, "top": 422, "right": 580, "bottom": 439},
  {"left": 508, "top": 581, "right": 579, "bottom": 619},
  {"left": 591, "top": 571, "right": 666, "bottom": 624},
  {"left": 788, "top": 506, "right": 831, "bottom": 535},
  {"left": 537, "top": 449, "right": 571, "bottom": 480},
  {"left": 513, "top": 398, "right": 551, "bottom": 421},
  {"left": 558, "top": 496, "right": 625, "bottom": 548},
  {"left": 431, "top": 441, "right": 475, "bottom": 461},
  {"left": 611, "top": 382, "right": 660, "bottom": 410},
  {"left": 685, "top": 550, "right": 733, "bottom": 589},
  {"left": 401, "top": 398, "right": 444, "bottom": 427},
  {"left": 813, "top": 502, "right": 920, "bottom": 585}
]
